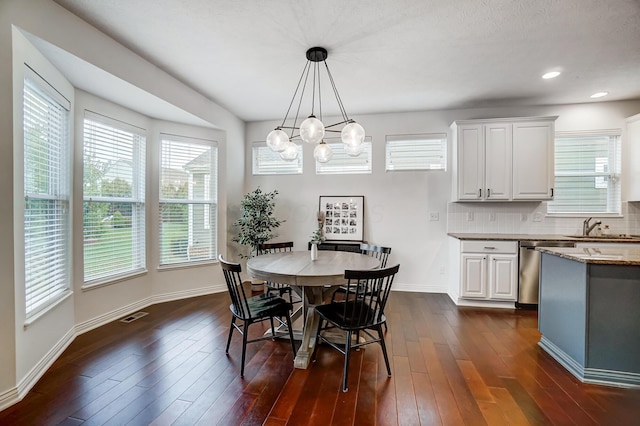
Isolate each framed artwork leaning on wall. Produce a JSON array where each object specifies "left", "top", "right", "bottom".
[{"left": 319, "top": 196, "right": 364, "bottom": 242}]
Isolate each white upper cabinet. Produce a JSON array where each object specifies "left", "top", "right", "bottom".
[
  {"left": 484, "top": 123, "right": 512, "bottom": 200},
  {"left": 451, "top": 116, "right": 557, "bottom": 202},
  {"left": 512, "top": 121, "right": 555, "bottom": 200},
  {"left": 456, "top": 124, "right": 484, "bottom": 200}
]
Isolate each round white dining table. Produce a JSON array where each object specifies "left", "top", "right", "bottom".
[{"left": 247, "top": 250, "right": 380, "bottom": 369}]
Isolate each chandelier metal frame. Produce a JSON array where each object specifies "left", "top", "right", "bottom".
[{"left": 266, "top": 47, "right": 365, "bottom": 162}]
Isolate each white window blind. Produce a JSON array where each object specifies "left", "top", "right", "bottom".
[
  {"left": 160, "top": 135, "right": 218, "bottom": 265},
  {"left": 315, "top": 138, "right": 372, "bottom": 174},
  {"left": 548, "top": 132, "right": 621, "bottom": 214},
  {"left": 252, "top": 141, "right": 302, "bottom": 175},
  {"left": 23, "top": 74, "right": 71, "bottom": 316},
  {"left": 386, "top": 133, "right": 447, "bottom": 171},
  {"left": 83, "top": 112, "right": 146, "bottom": 283}
]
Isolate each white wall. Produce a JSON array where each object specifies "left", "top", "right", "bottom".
[
  {"left": 0, "top": 0, "right": 245, "bottom": 408},
  {"left": 245, "top": 101, "right": 640, "bottom": 292}
]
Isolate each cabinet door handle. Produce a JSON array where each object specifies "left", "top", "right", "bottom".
[
  {"left": 550, "top": 188, "right": 554, "bottom": 197},
  {"left": 487, "top": 188, "right": 491, "bottom": 197},
  {"left": 479, "top": 188, "right": 482, "bottom": 198}
]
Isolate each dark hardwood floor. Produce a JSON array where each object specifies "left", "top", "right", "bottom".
[{"left": 1, "top": 291, "right": 639, "bottom": 425}]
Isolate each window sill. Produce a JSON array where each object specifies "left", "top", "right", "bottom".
[
  {"left": 24, "top": 290, "right": 73, "bottom": 329},
  {"left": 82, "top": 269, "right": 148, "bottom": 291},
  {"left": 157, "top": 259, "right": 217, "bottom": 272}
]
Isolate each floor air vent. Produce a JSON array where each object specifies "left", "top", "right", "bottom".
[{"left": 119, "top": 311, "right": 148, "bottom": 323}]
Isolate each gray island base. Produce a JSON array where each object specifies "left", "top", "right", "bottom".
[{"left": 538, "top": 247, "right": 640, "bottom": 389}]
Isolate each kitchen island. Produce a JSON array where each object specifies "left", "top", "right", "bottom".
[{"left": 537, "top": 246, "right": 640, "bottom": 388}]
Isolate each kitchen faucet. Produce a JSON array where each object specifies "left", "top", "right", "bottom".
[{"left": 582, "top": 217, "right": 602, "bottom": 236}]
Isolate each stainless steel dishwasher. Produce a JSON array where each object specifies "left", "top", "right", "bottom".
[{"left": 517, "top": 240, "right": 575, "bottom": 308}]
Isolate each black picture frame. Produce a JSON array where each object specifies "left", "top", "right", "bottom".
[{"left": 318, "top": 195, "right": 364, "bottom": 242}]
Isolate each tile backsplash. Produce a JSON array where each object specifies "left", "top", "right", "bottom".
[{"left": 447, "top": 201, "right": 640, "bottom": 235}]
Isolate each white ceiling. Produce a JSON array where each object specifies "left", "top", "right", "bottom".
[{"left": 52, "top": 0, "right": 640, "bottom": 123}]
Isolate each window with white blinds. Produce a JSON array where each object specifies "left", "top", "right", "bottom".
[
  {"left": 315, "top": 138, "right": 372, "bottom": 174},
  {"left": 252, "top": 141, "right": 302, "bottom": 175},
  {"left": 386, "top": 133, "right": 447, "bottom": 171},
  {"left": 160, "top": 135, "right": 218, "bottom": 265},
  {"left": 83, "top": 112, "right": 146, "bottom": 284},
  {"left": 23, "top": 74, "right": 71, "bottom": 316},
  {"left": 548, "top": 132, "right": 621, "bottom": 214}
]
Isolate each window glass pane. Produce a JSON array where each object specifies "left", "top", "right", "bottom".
[
  {"left": 83, "top": 113, "right": 146, "bottom": 283},
  {"left": 252, "top": 142, "right": 302, "bottom": 175},
  {"left": 548, "top": 134, "right": 621, "bottom": 214},
  {"left": 315, "top": 138, "right": 372, "bottom": 175},
  {"left": 23, "top": 76, "right": 71, "bottom": 315},
  {"left": 386, "top": 134, "right": 447, "bottom": 171},
  {"left": 160, "top": 136, "right": 218, "bottom": 265}
]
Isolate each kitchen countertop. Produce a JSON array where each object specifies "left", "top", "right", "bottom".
[
  {"left": 447, "top": 233, "right": 640, "bottom": 243},
  {"left": 536, "top": 246, "right": 640, "bottom": 265}
]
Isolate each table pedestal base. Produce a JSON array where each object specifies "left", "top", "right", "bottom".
[{"left": 294, "top": 285, "right": 339, "bottom": 369}]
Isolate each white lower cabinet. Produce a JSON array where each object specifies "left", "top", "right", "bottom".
[{"left": 459, "top": 240, "right": 518, "bottom": 301}]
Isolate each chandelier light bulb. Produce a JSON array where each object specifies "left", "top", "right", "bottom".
[
  {"left": 345, "top": 142, "right": 365, "bottom": 157},
  {"left": 300, "top": 115, "right": 325, "bottom": 144},
  {"left": 266, "top": 129, "right": 289, "bottom": 152},
  {"left": 341, "top": 122, "right": 365, "bottom": 146},
  {"left": 279, "top": 141, "right": 299, "bottom": 161},
  {"left": 313, "top": 142, "right": 333, "bottom": 163}
]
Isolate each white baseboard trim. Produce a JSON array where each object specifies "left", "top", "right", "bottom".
[
  {"left": 0, "top": 386, "right": 19, "bottom": 412},
  {"left": 13, "top": 326, "right": 76, "bottom": 408},
  {"left": 75, "top": 297, "right": 153, "bottom": 335},
  {"left": 448, "top": 294, "right": 516, "bottom": 309},
  {"left": 75, "top": 285, "right": 224, "bottom": 335},
  {"left": 151, "top": 285, "right": 225, "bottom": 304}
]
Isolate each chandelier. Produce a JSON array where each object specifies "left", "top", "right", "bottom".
[{"left": 266, "top": 47, "right": 366, "bottom": 163}]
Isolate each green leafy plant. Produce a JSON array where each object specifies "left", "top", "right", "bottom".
[
  {"left": 310, "top": 211, "right": 326, "bottom": 245},
  {"left": 233, "top": 188, "right": 284, "bottom": 258}
]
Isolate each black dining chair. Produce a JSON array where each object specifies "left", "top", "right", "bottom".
[
  {"left": 331, "top": 243, "right": 392, "bottom": 302},
  {"left": 312, "top": 264, "right": 400, "bottom": 392},
  {"left": 257, "top": 242, "right": 298, "bottom": 304},
  {"left": 219, "top": 254, "right": 296, "bottom": 377},
  {"left": 359, "top": 243, "right": 392, "bottom": 268}
]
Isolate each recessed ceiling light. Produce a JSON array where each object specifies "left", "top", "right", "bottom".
[
  {"left": 542, "top": 71, "right": 561, "bottom": 79},
  {"left": 591, "top": 92, "right": 609, "bottom": 98}
]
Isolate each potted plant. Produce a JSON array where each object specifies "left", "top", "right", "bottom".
[
  {"left": 309, "top": 211, "right": 326, "bottom": 260},
  {"left": 232, "top": 188, "right": 284, "bottom": 291},
  {"left": 233, "top": 187, "right": 284, "bottom": 259}
]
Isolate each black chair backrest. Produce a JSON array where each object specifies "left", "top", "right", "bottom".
[
  {"left": 359, "top": 243, "right": 391, "bottom": 268},
  {"left": 342, "top": 264, "right": 400, "bottom": 324},
  {"left": 258, "top": 241, "right": 294, "bottom": 255},
  {"left": 219, "top": 254, "right": 252, "bottom": 318}
]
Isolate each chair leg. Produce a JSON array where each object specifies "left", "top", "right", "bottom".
[
  {"left": 241, "top": 320, "right": 249, "bottom": 377},
  {"left": 269, "top": 317, "right": 276, "bottom": 340},
  {"left": 377, "top": 325, "right": 392, "bottom": 377},
  {"left": 343, "top": 330, "right": 352, "bottom": 392},
  {"left": 225, "top": 317, "right": 236, "bottom": 353},
  {"left": 285, "top": 314, "right": 296, "bottom": 357}
]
